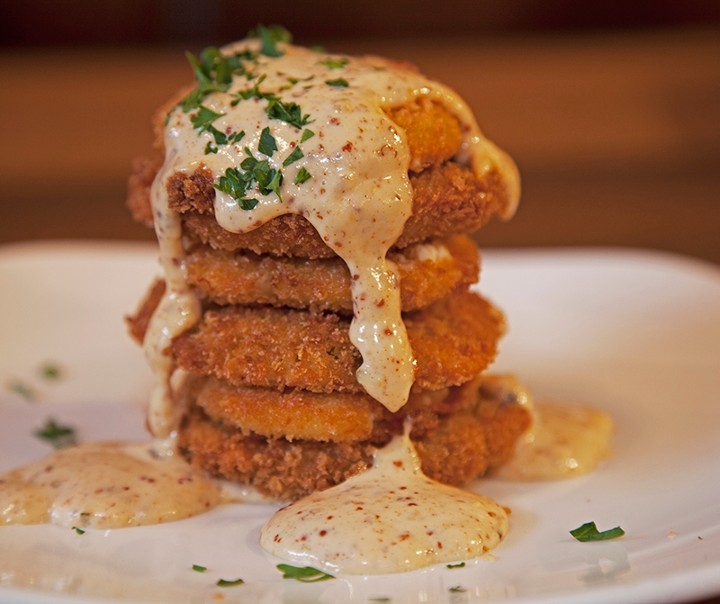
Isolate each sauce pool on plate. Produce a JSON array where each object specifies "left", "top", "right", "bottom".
[
  {"left": 0, "top": 442, "right": 221, "bottom": 528},
  {"left": 261, "top": 429, "right": 508, "bottom": 574}
]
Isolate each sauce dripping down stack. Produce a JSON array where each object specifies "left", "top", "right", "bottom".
[{"left": 126, "top": 31, "right": 526, "bottom": 505}]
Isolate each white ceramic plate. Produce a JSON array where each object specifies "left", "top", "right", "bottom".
[{"left": 1, "top": 241, "right": 719, "bottom": 604}]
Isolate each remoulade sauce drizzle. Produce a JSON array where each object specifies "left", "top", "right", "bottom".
[
  {"left": 480, "top": 375, "right": 614, "bottom": 480},
  {"left": 260, "top": 428, "right": 508, "bottom": 574},
  {"left": 0, "top": 442, "right": 221, "bottom": 528}
]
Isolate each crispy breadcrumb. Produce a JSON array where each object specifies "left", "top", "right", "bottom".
[{"left": 184, "top": 235, "right": 478, "bottom": 312}]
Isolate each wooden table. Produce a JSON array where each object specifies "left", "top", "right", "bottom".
[{"left": 1, "top": 28, "right": 719, "bottom": 604}]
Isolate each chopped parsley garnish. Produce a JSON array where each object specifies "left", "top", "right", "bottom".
[
  {"left": 215, "top": 140, "right": 286, "bottom": 208},
  {"left": 294, "top": 166, "right": 312, "bottom": 185},
  {"left": 180, "top": 46, "right": 256, "bottom": 112},
  {"left": 276, "top": 563, "right": 334, "bottom": 582},
  {"left": 446, "top": 562, "right": 466, "bottom": 569},
  {"left": 34, "top": 418, "right": 77, "bottom": 449},
  {"left": 231, "top": 75, "right": 267, "bottom": 104},
  {"left": 215, "top": 167, "right": 259, "bottom": 210},
  {"left": 190, "top": 106, "right": 246, "bottom": 155},
  {"left": 191, "top": 564, "right": 207, "bottom": 572},
  {"left": 266, "top": 96, "right": 311, "bottom": 129},
  {"left": 72, "top": 526, "right": 86, "bottom": 535},
  {"left": 241, "top": 152, "right": 283, "bottom": 197},
  {"left": 176, "top": 27, "right": 320, "bottom": 208},
  {"left": 285, "top": 74, "right": 315, "bottom": 87},
  {"left": 320, "top": 57, "right": 349, "bottom": 70},
  {"left": 231, "top": 84, "right": 311, "bottom": 130},
  {"left": 40, "top": 362, "right": 62, "bottom": 380},
  {"left": 326, "top": 78, "right": 349, "bottom": 88},
  {"left": 216, "top": 577, "right": 244, "bottom": 587},
  {"left": 190, "top": 105, "right": 225, "bottom": 130},
  {"left": 282, "top": 146, "right": 304, "bottom": 166},
  {"left": 570, "top": 521, "right": 625, "bottom": 542},
  {"left": 250, "top": 24, "right": 292, "bottom": 57},
  {"left": 258, "top": 126, "right": 278, "bottom": 156},
  {"left": 7, "top": 380, "right": 35, "bottom": 401}
]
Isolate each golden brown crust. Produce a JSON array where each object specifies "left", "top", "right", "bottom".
[
  {"left": 184, "top": 235, "right": 479, "bottom": 312},
  {"left": 386, "top": 98, "right": 463, "bottom": 172},
  {"left": 179, "top": 411, "right": 374, "bottom": 500},
  {"left": 178, "top": 378, "right": 531, "bottom": 500},
  {"left": 194, "top": 375, "right": 479, "bottom": 443},
  {"left": 127, "top": 161, "right": 507, "bottom": 258},
  {"left": 169, "top": 291, "right": 504, "bottom": 395},
  {"left": 126, "top": 156, "right": 161, "bottom": 227},
  {"left": 125, "top": 278, "right": 165, "bottom": 345}
]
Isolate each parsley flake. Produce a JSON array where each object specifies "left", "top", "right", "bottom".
[
  {"left": 326, "top": 78, "right": 349, "bottom": 88},
  {"left": 266, "top": 97, "right": 311, "bottom": 129},
  {"left": 300, "top": 128, "right": 315, "bottom": 143},
  {"left": 215, "top": 167, "right": 252, "bottom": 205},
  {"left": 191, "top": 564, "right": 207, "bottom": 572},
  {"left": 190, "top": 105, "right": 225, "bottom": 130},
  {"left": 231, "top": 75, "right": 267, "bottom": 104},
  {"left": 241, "top": 152, "right": 283, "bottom": 198},
  {"left": 320, "top": 57, "right": 349, "bottom": 70},
  {"left": 294, "top": 167, "right": 312, "bottom": 185},
  {"left": 449, "top": 585, "right": 466, "bottom": 593},
  {"left": 72, "top": 526, "right": 86, "bottom": 535},
  {"left": 230, "top": 78, "right": 311, "bottom": 129},
  {"left": 251, "top": 24, "right": 292, "bottom": 57},
  {"left": 570, "top": 521, "right": 625, "bottom": 542},
  {"left": 446, "top": 562, "right": 466, "bottom": 569},
  {"left": 190, "top": 105, "right": 236, "bottom": 152},
  {"left": 282, "top": 146, "right": 304, "bottom": 166},
  {"left": 34, "top": 418, "right": 77, "bottom": 449},
  {"left": 216, "top": 577, "right": 244, "bottom": 587},
  {"left": 229, "top": 130, "right": 246, "bottom": 144},
  {"left": 276, "top": 564, "right": 334, "bottom": 582},
  {"left": 40, "top": 362, "right": 62, "bottom": 380},
  {"left": 180, "top": 46, "right": 256, "bottom": 112},
  {"left": 258, "top": 127, "right": 278, "bottom": 156},
  {"left": 7, "top": 380, "right": 35, "bottom": 401}
]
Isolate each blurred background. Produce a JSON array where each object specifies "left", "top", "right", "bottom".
[{"left": 1, "top": 0, "right": 719, "bottom": 265}]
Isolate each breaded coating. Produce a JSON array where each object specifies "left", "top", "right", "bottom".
[
  {"left": 184, "top": 235, "right": 478, "bottom": 312},
  {"left": 159, "top": 291, "right": 505, "bottom": 395},
  {"left": 193, "top": 375, "right": 478, "bottom": 443},
  {"left": 125, "top": 278, "right": 164, "bottom": 345},
  {"left": 127, "top": 161, "right": 508, "bottom": 259},
  {"left": 178, "top": 376, "right": 531, "bottom": 500},
  {"left": 179, "top": 413, "right": 374, "bottom": 500},
  {"left": 386, "top": 98, "right": 463, "bottom": 173},
  {"left": 126, "top": 156, "right": 158, "bottom": 227}
]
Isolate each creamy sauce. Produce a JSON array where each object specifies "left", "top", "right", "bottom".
[
  {"left": 478, "top": 374, "right": 613, "bottom": 480},
  {"left": 144, "top": 155, "right": 202, "bottom": 438},
  {"left": 497, "top": 402, "right": 614, "bottom": 480},
  {"left": 260, "top": 431, "right": 508, "bottom": 574},
  {"left": 0, "top": 442, "right": 221, "bottom": 528},
  {"left": 148, "top": 40, "right": 519, "bottom": 415}
]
